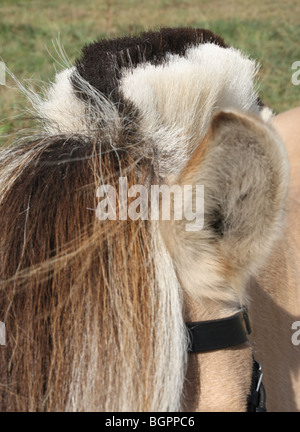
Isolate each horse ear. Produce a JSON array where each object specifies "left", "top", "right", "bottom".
[{"left": 162, "top": 110, "right": 289, "bottom": 302}]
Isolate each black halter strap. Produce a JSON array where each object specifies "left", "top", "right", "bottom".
[
  {"left": 185, "top": 307, "right": 251, "bottom": 353},
  {"left": 185, "top": 307, "right": 267, "bottom": 412}
]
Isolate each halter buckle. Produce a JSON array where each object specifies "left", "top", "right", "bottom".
[{"left": 248, "top": 360, "right": 267, "bottom": 412}]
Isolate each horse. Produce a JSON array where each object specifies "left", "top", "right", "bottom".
[{"left": 0, "top": 27, "right": 299, "bottom": 412}]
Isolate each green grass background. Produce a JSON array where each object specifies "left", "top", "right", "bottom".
[{"left": 1, "top": 0, "right": 300, "bottom": 145}]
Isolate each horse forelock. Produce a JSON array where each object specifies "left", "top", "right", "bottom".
[{"left": 0, "top": 133, "right": 187, "bottom": 411}]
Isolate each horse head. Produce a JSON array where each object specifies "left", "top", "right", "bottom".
[{"left": 0, "top": 28, "right": 290, "bottom": 411}]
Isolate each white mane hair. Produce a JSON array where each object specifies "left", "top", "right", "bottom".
[{"left": 33, "top": 43, "right": 273, "bottom": 176}]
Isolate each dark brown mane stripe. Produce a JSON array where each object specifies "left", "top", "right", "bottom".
[{"left": 73, "top": 28, "right": 227, "bottom": 103}]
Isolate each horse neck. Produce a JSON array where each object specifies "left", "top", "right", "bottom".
[
  {"left": 248, "top": 203, "right": 300, "bottom": 411},
  {"left": 182, "top": 291, "right": 253, "bottom": 411}
]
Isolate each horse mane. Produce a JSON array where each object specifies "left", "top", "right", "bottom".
[
  {"left": 2, "top": 28, "right": 228, "bottom": 411},
  {"left": 0, "top": 132, "right": 187, "bottom": 411}
]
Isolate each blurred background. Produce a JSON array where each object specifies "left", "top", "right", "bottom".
[{"left": 0, "top": 0, "right": 300, "bottom": 145}]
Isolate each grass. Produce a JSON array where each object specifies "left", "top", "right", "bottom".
[{"left": 1, "top": 0, "right": 300, "bottom": 146}]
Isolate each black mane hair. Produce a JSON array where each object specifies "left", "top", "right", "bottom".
[{"left": 73, "top": 28, "right": 227, "bottom": 102}]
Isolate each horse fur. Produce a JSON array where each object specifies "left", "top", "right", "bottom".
[{"left": 0, "top": 28, "right": 294, "bottom": 411}]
